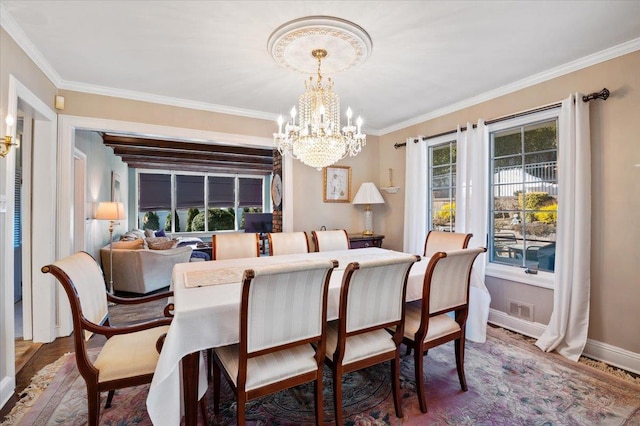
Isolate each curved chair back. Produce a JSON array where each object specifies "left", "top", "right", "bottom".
[
  {"left": 311, "top": 229, "right": 350, "bottom": 252},
  {"left": 212, "top": 233, "right": 260, "bottom": 260},
  {"left": 423, "top": 230, "right": 472, "bottom": 257},
  {"left": 268, "top": 231, "right": 310, "bottom": 256}
]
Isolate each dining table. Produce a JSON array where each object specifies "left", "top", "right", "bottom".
[{"left": 145, "top": 247, "right": 469, "bottom": 425}]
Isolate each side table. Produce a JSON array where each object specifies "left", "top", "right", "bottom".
[{"left": 348, "top": 233, "right": 384, "bottom": 249}]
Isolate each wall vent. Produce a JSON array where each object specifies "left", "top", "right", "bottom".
[{"left": 507, "top": 299, "right": 534, "bottom": 322}]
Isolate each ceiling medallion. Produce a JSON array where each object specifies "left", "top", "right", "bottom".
[
  {"left": 268, "top": 16, "right": 373, "bottom": 75},
  {"left": 269, "top": 17, "right": 372, "bottom": 170}
]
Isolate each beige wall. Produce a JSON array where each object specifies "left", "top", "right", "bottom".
[{"left": 379, "top": 51, "right": 640, "bottom": 353}]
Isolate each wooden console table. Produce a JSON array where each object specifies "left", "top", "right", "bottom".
[{"left": 348, "top": 233, "right": 384, "bottom": 249}]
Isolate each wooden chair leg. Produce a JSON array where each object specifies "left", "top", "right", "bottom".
[
  {"left": 414, "top": 344, "right": 428, "bottom": 413},
  {"left": 332, "top": 366, "right": 343, "bottom": 426},
  {"left": 454, "top": 337, "right": 468, "bottom": 391},
  {"left": 199, "top": 396, "right": 209, "bottom": 424},
  {"left": 391, "top": 355, "right": 403, "bottom": 418},
  {"left": 213, "top": 359, "right": 221, "bottom": 415},
  {"left": 314, "top": 373, "right": 323, "bottom": 426},
  {"left": 105, "top": 389, "right": 115, "bottom": 408},
  {"left": 207, "top": 348, "right": 213, "bottom": 381},
  {"left": 237, "top": 393, "right": 246, "bottom": 425},
  {"left": 87, "top": 386, "right": 100, "bottom": 426}
]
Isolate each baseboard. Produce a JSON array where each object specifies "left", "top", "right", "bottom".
[
  {"left": 0, "top": 375, "right": 16, "bottom": 411},
  {"left": 488, "top": 308, "right": 546, "bottom": 338},
  {"left": 583, "top": 338, "right": 640, "bottom": 375},
  {"left": 488, "top": 309, "right": 640, "bottom": 375}
]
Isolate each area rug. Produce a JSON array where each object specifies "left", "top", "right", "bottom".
[{"left": 11, "top": 327, "right": 640, "bottom": 425}]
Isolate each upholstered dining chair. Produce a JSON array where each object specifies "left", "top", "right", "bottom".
[
  {"left": 268, "top": 231, "right": 310, "bottom": 255},
  {"left": 423, "top": 230, "right": 472, "bottom": 257},
  {"left": 311, "top": 229, "right": 350, "bottom": 252},
  {"left": 212, "top": 233, "right": 260, "bottom": 260},
  {"left": 41, "top": 251, "right": 173, "bottom": 426},
  {"left": 325, "top": 254, "right": 420, "bottom": 425},
  {"left": 212, "top": 259, "right": 338, "bottom": 425},
  {"left": 402, "top": 247, "right": 486, "bottom": 413}
]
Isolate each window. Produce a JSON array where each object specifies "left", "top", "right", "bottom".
[
  {"left": 137, "top": 171, "right": 266, "bottom": 233},
  {"left": 427, "top": 137, "right": 456, "bottom": 232},
  {"left": 489, "top": 113, "right": 558, "bottom": 274}
]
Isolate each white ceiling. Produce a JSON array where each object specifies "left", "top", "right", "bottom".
[{"left": 2, "top": 1, "right": 640, "bottom": 135}]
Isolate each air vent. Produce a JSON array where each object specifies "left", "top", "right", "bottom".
[{"left": 507, "top": 299, "right": 534, "bottom": 322}]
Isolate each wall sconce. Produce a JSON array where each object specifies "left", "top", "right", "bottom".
[{"left": 1, "top": 114, "right": 16, "bottom": 158}]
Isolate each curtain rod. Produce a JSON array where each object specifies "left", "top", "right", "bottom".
[{"left": 393, "top": 88, "right": 609, "bottom": 149}]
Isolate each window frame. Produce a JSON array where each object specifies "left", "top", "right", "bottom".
[
  {"left": 425, "top": 133, "right": 457, "bottom": 233},
  {"left": 484, "top": 108, "right": 560, "bottom": 289}
]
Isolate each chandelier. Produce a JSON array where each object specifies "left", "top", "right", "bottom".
[{"left": 273, "top": 48, "right": 366, "bottom": 170}]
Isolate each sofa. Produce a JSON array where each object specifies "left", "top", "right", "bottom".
[{"left": 100, "top": 240, "right": 193, "bottom": 294}]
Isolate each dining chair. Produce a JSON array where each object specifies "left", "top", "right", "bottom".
[
  {"left": 423, "top": 230, "right": 472, "bottom": 257},
  {"left": 311, "top": 229, "right": 350, "bottom": 252},
  {"left": 402, "top": 247, "right": 486, "bottom": 413},
  {"left": 268, "top": 231, "right": 310, "bottom": 255},
  {"left": 212, "top": 233, "right": 260, "bottom": 260},
  {"left": 212, "top": 259, "right": 338, "bottom": 425},
  {"left": 325, "top": 254, "right": 420, "bottom": 425},
  {"left": 41, "top": 251, "right": 174, "bottom": 426}
]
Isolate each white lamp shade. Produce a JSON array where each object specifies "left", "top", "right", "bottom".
[
  {"left": 352, "top": 182, "right": 385, "bottom": 205},
  {"left": 96, "top": 202, "right": 126, "bottom": 220}
]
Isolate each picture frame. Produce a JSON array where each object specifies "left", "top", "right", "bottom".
[
  {"left": 323, "top": 165, "right": 351, "bottom": 202},
  {"left": 111, "top": 171, "right": 121, "bottom": 202}
]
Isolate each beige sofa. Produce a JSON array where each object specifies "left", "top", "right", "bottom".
[{"left": 100, "top": 243, "right": 192, "bottom": 294}]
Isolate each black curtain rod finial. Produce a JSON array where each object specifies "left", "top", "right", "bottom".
[{"left": 582, "top": 88, "right": 609, "bottom": 102}]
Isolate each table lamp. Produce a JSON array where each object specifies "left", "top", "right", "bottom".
[
  {"left": 352, "top": 182, "right": 385, "bottom": 236},
  {"left": 96, "top": 201, "right": 126, "bottom": 296}
]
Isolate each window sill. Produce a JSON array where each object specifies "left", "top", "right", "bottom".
[{"left": 485, "top": 263, "right": 554, "bottom": 290}]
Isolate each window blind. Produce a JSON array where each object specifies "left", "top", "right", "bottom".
[
  {"left": 238, "top": 178, "right": 263, "bottom": 207},
  {"left": 208, "top": 176, "right": 235, "bottom": 207},
  {"left": 139, "top": 173, "right": 171, "bottom": 211}
]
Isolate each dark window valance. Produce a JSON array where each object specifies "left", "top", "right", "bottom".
[
  {"left": 208, "top": 176, "right": 235, "bottom": 207},
  {"left": 139, "top": 173, "right": 171, "bottom": 211},
  {"left": 238, "top": 178, "right": 263, "bottom": 207},
  {"left": 176, "top": 175, "right": 204, "bottom": 208}
]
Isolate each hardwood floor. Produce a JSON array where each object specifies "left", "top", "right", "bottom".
[{"left": 0, "top": 295, "right": 169, "bottom": 421}]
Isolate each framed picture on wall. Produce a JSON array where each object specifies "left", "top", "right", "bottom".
[
  {"left": 111, "top": 171, "right": 121, "bottom": 202},
  {"left": 323, "top": 165, "right": 351, "bottom": 202}
]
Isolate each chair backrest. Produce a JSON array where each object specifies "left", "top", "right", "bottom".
[
  {"left": 340, "top": 255, "right": 419, "bottom": 334},
  {"left": 422, "top": 247, "right": 487, "bottom": 318},
  {"left": 268, "top": 231, "right": 310, "bottom": 256},
  {"left": 212, "top": 233, "right": 260, "bottom": 260},
  {"left": 311, "top": 229, "right": 350, "bottom": 252},
  {"left": 41, "top": 252, "right": 110, "bottom": 380},
  {"left": 423, "top": 230, "right": 472, "bottom": 257},
  {"left": 240, "top": 259, "right": 337, "bottom": 356}
]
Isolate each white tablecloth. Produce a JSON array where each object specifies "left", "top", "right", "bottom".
[{"left": 146, "top": 247, "right": 485, "bottom": 424}]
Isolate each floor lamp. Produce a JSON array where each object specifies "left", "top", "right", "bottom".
[
  {"left": 352, "top": 182, "right": 385, "bottom": 236},
  {"left": 96, "top": 201, "right": 126, "bottom": 296}
]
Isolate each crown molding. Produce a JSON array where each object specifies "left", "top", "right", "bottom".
[
  {"left": 58, "top": 80, "right": 279, "bottom": 122},
  {"left": 379, "top": 37, "right": 640, "bottom": 135},
  {"left": 0, "top": 4, "right": 63, "bottom": 87}
]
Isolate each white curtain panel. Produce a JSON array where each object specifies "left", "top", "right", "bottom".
[
  {"left": 403, "top": 136, "right": 427, "bottom": 255},
  {"left": 456, "top": 121, "right": 491, "bottom": 343},
  {"left": 536, "top": 93, "right": 591, "bottom": 361}
]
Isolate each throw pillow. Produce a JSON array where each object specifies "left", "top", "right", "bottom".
[
  {"left": 144, "top": 229, "right": 156, "bottom": 238},
  {"left": 155, "top": 229, "right": 167, "bottom": 237},
  {"left": 111, "top": 239, "right": 144, "bottom": 250},
  {"left": 148, "top": 238, "right": 178, "bottom": 250}
]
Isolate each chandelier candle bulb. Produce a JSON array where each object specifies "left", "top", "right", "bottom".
[{"left": 347, "top": 107, "right": 353, "bottom": 127}]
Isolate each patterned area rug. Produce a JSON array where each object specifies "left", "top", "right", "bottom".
[{"left": 9, "top": 327, "right": 640, "bottom": 425}]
